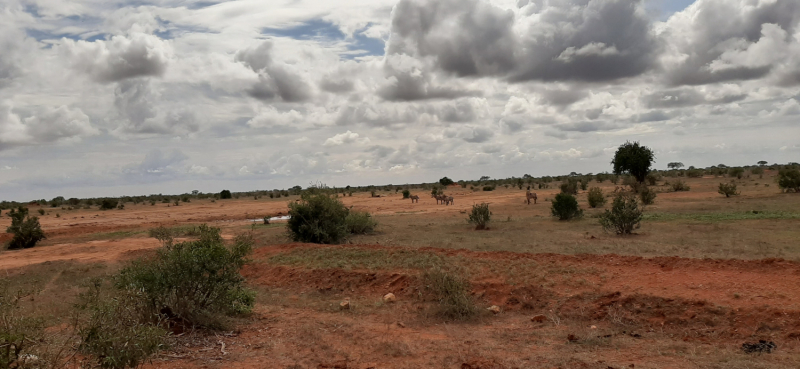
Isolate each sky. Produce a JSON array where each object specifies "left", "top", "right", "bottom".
[{"left": 1, "top": 0, "right": 799, "bottom": 201}]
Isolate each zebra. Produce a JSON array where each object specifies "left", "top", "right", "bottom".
[
  {"left": 410, "top": 195, "right": 419, "bottom": 203},
  {"left": 446, "top": 196, "right": 454, "bottom": 205},
  {"left": 526, "top": 190, "right": 538, "bottom": 205}
]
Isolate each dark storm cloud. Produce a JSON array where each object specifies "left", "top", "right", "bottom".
[
  {"left": 378, "top": 57, "right": 481, "bottom": 101},
  {"left": 386, "top": 0, "right": 658, "bottom": 83},
  {"left": 540, "top": 88, "right": 589, "bottom": 107}
]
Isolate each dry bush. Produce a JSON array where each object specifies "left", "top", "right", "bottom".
[
  {"left": 599, "top": 193, "right": 643, "bottom": 235},
  {"left": 422, "top": 269, "right": 479, "bottom": 321}
]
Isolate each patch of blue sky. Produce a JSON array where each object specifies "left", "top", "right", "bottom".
[
  {"left": 263, "top": 19, "right": 385, "bottom": 59},
  {"left": 646, "top": 0, "right": 696, "bottom": 21}
]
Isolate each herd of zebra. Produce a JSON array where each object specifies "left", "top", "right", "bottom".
[{"left": 405, "top": 190, "right": 538, "bottom": 205}]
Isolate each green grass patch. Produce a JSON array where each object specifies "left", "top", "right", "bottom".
[
  {"left": 644, "top": 211, "right": 800, "bottom": 222},
  {"left": 269, "top": 247, "right": 444, "bottom": 271}
]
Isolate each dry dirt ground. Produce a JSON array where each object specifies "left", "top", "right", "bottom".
[{"left": 1, "top": 172, "right": 799, "bottom": 368}]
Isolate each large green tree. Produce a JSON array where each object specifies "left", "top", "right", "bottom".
[{"left": 611, "top": 141, "right": 655, "bottom": 183}]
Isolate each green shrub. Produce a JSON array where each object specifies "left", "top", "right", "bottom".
[
  {"left": 100, "top": 199, "right": 118, "bottom": 210},
  {"left": 345, "top": 211, "right": 377, "bottom": 234},
  {"left": 551, "top": 193, "right": 583, "bottom": 220},
  {"left": 5, "top": 206, "right": 46, "bottom": 249},
  {"left": 778, "top": 169, "right": 800, "bottom": 192},
  {"left": 37, "top": 208, "right": 45, "bottom": 215},
  {"left": 646, "top": 172, "right": 658, "bottom": 186},
  {"left": 78, "top": 284, "right": 166, "bottom": 369},
  {"left": 220, "top": 190, "right": 232, "bottom": 199},
  {"left": 468, "top": 203, "right": 491, "bottom": 230},
  {"left": 671, "top": 180, "right": 690, "bottom": 192},
  {"left": 482, "top": 185, "right": 494, "bottom": 191},
  {"left": 287, "top": 193, "right": 350, "bottom": 244},
  {"left": 116, "top": 225, "right": 255, "bottom": 328},
  {"left": 439, "top": 177, "right": 454, "bottom": 186},
  {"left": 560, "top": 178, "right": 578, "bottom": 195},
  {"left": 750, "top": 167, "right": 764, "bottom": 175},
  {"left": 422, "top": 269, "right": 478, "bottom": 321},
  {"left": 686, "top": 169, "right": 703, "bottom": 178},
  {"left": 402, "top": 189, "right": 410, "bottom": 199},
  {"left": 728, "top": 167, "right": 745, "bottom": 179},
  {"left": 639, "top": 186, "right": 657, "bottom": 205},
  {"left": 181, "top": 196, "right": 190, "bottom": 203},
  {"left": 579, "top": 179, "right": 589, "bottom": 191},
  {"left": 599, "top": 193, "right": 643, "bottom": 235},
  {"left": 587, "top": 187, "right": 606, "bottom": 208},
  {"left": 718, "top": 182, "right": 739, "bottom": 197}
]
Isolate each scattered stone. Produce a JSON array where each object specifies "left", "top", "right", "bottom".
[
  {"left": 339, "top": 298, "right": 351, "bottom": 310},
  {"left": 591, "top": 325, "right": 597, "bottom": 329},
  {"left": 531, "top": 315, "right": 546, "bottom": 323},
  {"left": 487, "top": 305, "right": 501, "bottom": 314},
  {"left": 383, "top": 293, "right": 396, "bottom": 303},
  {"left": 742, "top": 340, "right": 777, "bottom": 353},
  {"left": 567, "top": 334, "right": 579, "bottom": 342}
]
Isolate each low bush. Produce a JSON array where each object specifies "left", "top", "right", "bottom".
[
  {"left": 116, "top": 225, "right": 255, "bottom": 328},
  {"left": 671, "top": 180, "right": 690, "bottom": 192},
  {"left": 551, "top": 193, "right": 583, "bottom": 220},
  {"left": 5, "top": 206, "right": 46, "bottom": 249},
  {"left": 718, "top": 182, "right": 739, "bottom": 197},
  {"left": 468, "top": 203, "right": 491, "bottom": 230},
  {"left": 402, "top": 189, "right": 410, "bottom": 199},
  {"left": 599, "top": 193, "right": 643, "bottom": 235},
  {"left": 220, "top": 190, "right": 232, "bottom": 199},
  {"left": 686, "top": 169, "right": 703, "bottom": 178},
  {"left": 639, "top": 186, "right": 657, "bottom": 205},
  {"left": 559, "top": 178, "right": 578, "bottom": 195},
  {"left": 422, "top": 269, "right": 478, "bottom": 321},
  {"left": 728, "top": 167, "right": 745, "bottom": 179},
  {"left": 78, "top": 283, "right": 166, "bottom": 369},
  {"left": 750, "top": 167, "right": 764, "bottom": 175},
  {"left": 482, "top": 185, "right": 495, "bottom": 191},
  {"left": 646, "top": 172, "right": 659, "bottom": 186},
  {"left": 778, "top": 169, "right": 800, "bottom": 192},
  {"left": 345, "top": 211, "right": 377, "bottom": 234},
  {"left": 100, "top": 199, "right": 118, "bottom": 210},
  {"left": 587, "top": 187, "right": 606, "bottom": 208},
  {"left": 287, "top": 193, "right": 350, "bottom": 244},
  {"left": 0, "top": 280, "right": 45, "bottom": 368}
]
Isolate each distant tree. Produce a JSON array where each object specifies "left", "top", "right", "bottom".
[
  {"left": 667, "top": 162, "right": 684, "bottom": 170},
  {"left": 220, "top": 190, "right": 232, "bottom": 199},
  {"left": 757, "top": 160, "right": 768, "bottom": 166},
  {"left": 479, "top": 176, "right": 491, "bottom": 182},
  {"left": 522, "top": 174, "right": 532, "bottom": 179},
  {"left": 439, "top": 177, "right": 454, "bottom": 186},
  {"left": 612, "top": 141, "right": 655, "bottom": 183}
]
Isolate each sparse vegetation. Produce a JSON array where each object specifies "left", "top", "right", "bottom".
[
  {"left": 718, "top": 182, "right": 740, "bottom": 197},
  {"left": 422, "top": 269, "right": 478, "bottom": 321},
  {"left": 599, "top": 193, "right": 643, "bottom": 235},
  {"left": 671, "top": 180, "right": 690, "bottom": 192},
  {"left": 402, "top": 189, "right": 410, "bottom": 199},
  {"left": 560, "top": 178, "right": 578, "bottom": 195},
  {"left": 438, "top": 177, "right": 454, "bottom": 186},
  {"left": 345, "top": 211, "right": 377, "bottom": 235},
  {"left": 551, "top": 193, "right": 583, "bottom": 220},
  {"left": 468, "top": 203, "right": 491, "bottom": 230},
  {"left": 220, "top": 190, "right": 232, "bottom": 199},
  {"left": 5, "top": 206, "right": 46, "bottom": 249},
  {"left": 639, "top": 185, "right": 657, "bottom": 205},
  {"left": 587, "top": 187, "right": 606, "bottom": 208},
  {"left": 0, "top": 280, "right": 45, "bottom": 368}
]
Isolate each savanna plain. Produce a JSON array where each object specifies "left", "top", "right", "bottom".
[{"left": 1, "top": 171, "right": 799, "bottom": 369}]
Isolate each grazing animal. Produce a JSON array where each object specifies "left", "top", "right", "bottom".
[
  {"left": 526, "top": 190, "right": 538, "bottom": 205},
  {"left": 446, "top": 196, "right": 454, "bottom": 205},
  {"left": 410, "top": 195, "right": 419, "bottom": 203}
]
